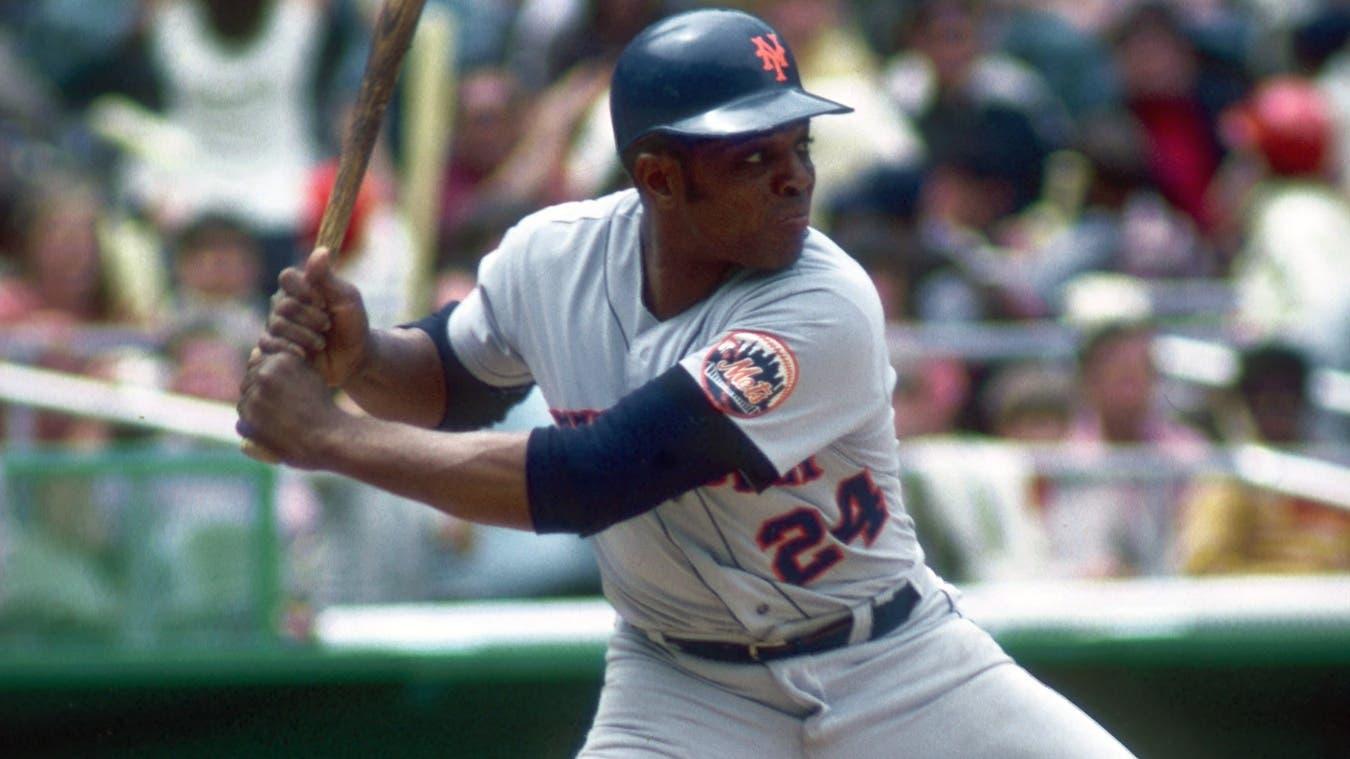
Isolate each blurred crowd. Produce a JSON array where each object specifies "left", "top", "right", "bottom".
[{"left": 1, "top": 0, "right": 1349, "bottom": 641}]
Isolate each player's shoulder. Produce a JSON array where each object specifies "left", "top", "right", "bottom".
[
  {"left": 707, "top": 230, "right": 888, "bottom": 364},
  {"left": 483, "top": 190, "right": 639, "bottom": 278},
  {"left": 796, "top": 229, "right": 880, "bottom": 298},
  {"left": 510, "top": 189, "right": 640, "bottom": 239},
  {"left": 739, "top": 229, "right": 883, "bottom": 321}
]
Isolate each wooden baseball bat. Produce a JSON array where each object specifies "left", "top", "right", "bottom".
[{"left": 241, "top": 0, "right": 429, "bottom": 464}]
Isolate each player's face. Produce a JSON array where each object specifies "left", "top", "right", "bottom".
[{"left": 677, "top": 122, "right": 815, "bottom": 271}]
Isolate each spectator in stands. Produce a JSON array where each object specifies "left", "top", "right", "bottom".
[
  {"left": 1228, "top": 342, "right": 1315, "bottom": 447},
  {"left": 1223, "top": 76, "right": 1350, "bottom": 371},
  {"left": 1071, "top": 320, "right": 1207, "bottom": 452},
  {"left": 1029, "top": 320, "right": 1208, "bottom": 578},
  {"left": 1299, "top": 7, "right": 1350, "bottom": 193},
  {"left": 163, "top": 320, "right": 250, "bottom": 406},
  {"left": 892, "top": 355, "right": 971, "bottom": 440},
  {"left": 1021, "top": 111, "right": 1211, "bottom": 311},
  {"left": 993, "top": 0, "right": 1120, "bottom": 122},
  {"left": 439, "top": 63, "right": 610, "bottom": 266},
  {"left": 538, "top": 0, "right": 662, "bottom": 85},
  {"left": 511, "top": 0, "right": 673, "bottom": 201},
  {"left": 910, "top": 103, "right": 1053, "bottom": 321},
  {"left": 167, "top": 214, "right": 266, "bottom": 350},
  {"left": 151, "top": 319, "right": 323, "bottom": 639},
  {"left": 126, "top": 0, "right": 343, "bottom": 296},
  {"left": 438, "top": 67, "right": 528, "bottom": 261},
  {"left": 1106, "top": 2, "right": 1239, "bottom": 236},
  {"left": 983, "top": 362, "right": 1076, "bottom": 443},
  {"left": 826, "top": 163, "right": 924, "bottom": 321},
  {"left": 155, "top": 318, "right": 329, "bottom": 642},
  {"left": 0, "top": 343, "right": 135, "bottom": 638},
  {"left": 897, "top": 360, "right": 1064, "bottom": 584},
  {"left": 1178, "top": 342, "right": 1350, "bottom": 574},
  {"left": 0, "top": 171, "right": 125, "bottom": 326},
  {"left": 885, "top": 0, "right": 1072, "bottom": 161}
]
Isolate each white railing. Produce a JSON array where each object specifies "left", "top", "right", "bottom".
[{"left": 886, "top": 322, "right": 1350, "bottom": 417}]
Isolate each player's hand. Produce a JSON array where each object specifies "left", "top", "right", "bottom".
[
  {"left": 260, "top": 246, "right": 371, "bottom": 387},
  {"left": 237, "top": 350, "right": 347, "bottom": 470}
]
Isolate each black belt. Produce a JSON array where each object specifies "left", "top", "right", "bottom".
[{"left": 663, "top": 583, "right": 921, "bottom": 664}]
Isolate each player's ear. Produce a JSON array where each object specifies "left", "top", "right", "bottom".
[{"left": 633, "top": 151, "right": 683, "bottom": 208}]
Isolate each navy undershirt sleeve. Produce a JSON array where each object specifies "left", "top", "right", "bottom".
[
  {"left": 526, "top": 366, "right": 779, "bottom": 536},
  {"left": 403, "top": 302, "right": 533, "bottom": 431}
]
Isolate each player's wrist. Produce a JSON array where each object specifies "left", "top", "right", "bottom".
[
  {"left": 336, "top": 329, "right": 381, "bottom": 388},
  {"left": 308, "top": 403, "right": 373, "bottom": 467}
]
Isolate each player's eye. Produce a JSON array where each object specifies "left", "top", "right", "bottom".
[
  {"left": 796, "top": 137, "right": 814, "bottom": 156},
  {"left": 744, "top": 150, "right": 765, "bottom": 165}
]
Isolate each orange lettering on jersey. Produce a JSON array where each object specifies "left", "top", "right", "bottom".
[
  {"left": 751, "top": 33, "right": 790, "bottom": 82},
  {"left": 716, "top": 358, "right": 778, "bottom": 406},
  {"left": 778, "top": 456, "right": 824, "bottom": 487},
  {"left": 717, "top": 358, "right": 763, "bottom": 388},
  {"left": 715, "top": 456, "right": 823, "bottom": 494},
  {"left": 741, "top": 381, "right": 775, "bottom": 405}
]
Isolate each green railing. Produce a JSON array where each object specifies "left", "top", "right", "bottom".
[{"left": 0, "top": 445, "right": 280, "bottom": 650}]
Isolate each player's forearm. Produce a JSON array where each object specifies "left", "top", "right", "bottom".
[
  {"left": 341, "top": 328, "right": 447, "bottom": 427},
  {"left": 320, "top": 413, "right": 534, "bottom": 529}
]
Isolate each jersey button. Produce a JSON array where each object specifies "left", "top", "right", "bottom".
[{"left": 756, "top": 604, "right": 770, "bottom": 615}]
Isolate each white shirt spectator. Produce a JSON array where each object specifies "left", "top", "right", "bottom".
[{"left": 137, "top": 0, "right": 323, "bottom": 231}]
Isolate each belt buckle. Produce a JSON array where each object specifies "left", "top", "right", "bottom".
[{"left": 747, "top": 642, "right": 763, "bottom": 662}]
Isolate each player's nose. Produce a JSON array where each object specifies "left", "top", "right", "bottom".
[{"left": 773, "top": 150, "right": 814, "bottom": 198}]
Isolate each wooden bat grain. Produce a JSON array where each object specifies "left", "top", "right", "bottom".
[{"left": 242, "top": 0, "right": 428, "bottom": 465}]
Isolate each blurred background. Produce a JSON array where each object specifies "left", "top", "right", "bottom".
[{"left": 0, "top": 0, "right": 1348, "bottom": 757}]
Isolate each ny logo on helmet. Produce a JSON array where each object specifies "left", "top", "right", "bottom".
[{"left": 751, "top": 33, "right": 789, "bottom": 82}]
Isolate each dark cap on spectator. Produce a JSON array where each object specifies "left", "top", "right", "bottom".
[
  {"left": 828, "top": 163, "right": 924, "bottom": 221},
  {"left": 928, "top": 104, "right": 1048, "bottom": 211}
]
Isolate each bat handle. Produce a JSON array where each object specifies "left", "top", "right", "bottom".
[{"left": 237, "top": 0, "right": 428, "bottom": 466}]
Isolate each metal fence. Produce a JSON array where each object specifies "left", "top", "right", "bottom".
[{"left": 0, "top": 447, "right": 279, "bottom": 649}]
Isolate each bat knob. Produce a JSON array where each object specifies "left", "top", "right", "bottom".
[{"left": 240, "top": 438, "right": 281, "bottom": 464}]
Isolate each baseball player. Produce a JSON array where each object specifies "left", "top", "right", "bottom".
[{"left": 238, "top": 9, "right": 1134, "bottom": 757}]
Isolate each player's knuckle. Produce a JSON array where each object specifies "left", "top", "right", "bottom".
[{"left": 257, "top": 358, "right": 283, "bottom": 383}]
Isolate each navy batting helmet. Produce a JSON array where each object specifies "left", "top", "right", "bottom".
[{"left": 610, "top": 9, "right": 852, "bottom": 154}]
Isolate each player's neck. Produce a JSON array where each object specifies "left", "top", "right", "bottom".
[{"left": 641, "top": 228, "right": 733, "bottom": 321}]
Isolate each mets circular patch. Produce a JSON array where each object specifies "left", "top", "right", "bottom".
[{"left": 699, "top": 330, "right": 798, "bottom": 417}]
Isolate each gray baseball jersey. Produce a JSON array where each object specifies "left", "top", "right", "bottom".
[
  {"left": 445, "top": 189, "right": 1135, "bottom": 757},
  {"left": 448, "top": 188, "right": 923, "bottom": 641}
]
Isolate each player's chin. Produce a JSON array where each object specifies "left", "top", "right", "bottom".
[
  {"left": 772, "top": 229, "right": 809, "bottom": 268},
  {"left": 745, "top": 226, "right": 807, "bottom": 271}
]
